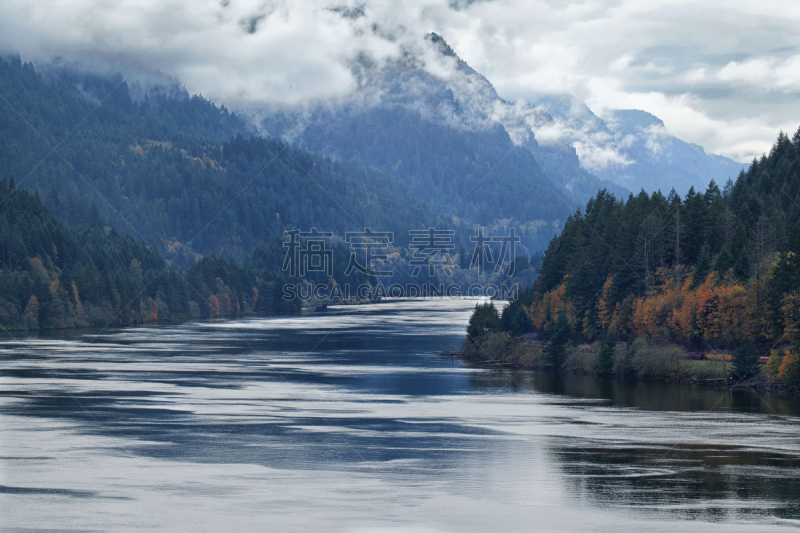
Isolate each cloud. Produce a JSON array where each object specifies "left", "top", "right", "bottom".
[
  {"left": 718, "top": 54, "right": 800, "bottom": 91},
  {"left": 435, "top": 0, "right": 800, "bottom": 161},
  {"left": 642, "top": 124, "right": 669, "bottom": 157},
  {"left": 0, "top": 0, "right": 422, "bottom": 107},
  {"left": 0, "top": 0, "right": 798, "bottom": 161},
  {"left": 524, "top": 100, "right": 635, "bottom": 172}
]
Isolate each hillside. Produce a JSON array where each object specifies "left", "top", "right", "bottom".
[
  {"left": 0, "top": 179, "right": 298, "bottom": 330},
  {"left": 259, "top": 34, "right": 610, "bottom": 252},
  {"left": 595, "top": 109, "right": 747, "bottom": 194},
  {"left": 0, "top": 55, "right": 432, "bottom": 261}
]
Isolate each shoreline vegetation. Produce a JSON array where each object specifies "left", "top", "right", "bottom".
[{"left": 461, "top": 325, "right": 790, "bottom": 391}]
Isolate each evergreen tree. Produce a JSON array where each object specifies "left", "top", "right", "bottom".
[
  {"left": 466, "top": 302, "right": 502, "bottom": 340},
  {"left": 599, "top": 334, "right": 617, "bottom": 375},
  {"left": 693, "top": 244, "right": 712, "bottom": 287},
  {"left": 544, "top": 311, "right": 573, "bottom": 367},
  {"left": 733, "top": 341, "right": 760, "bottom": 379}
]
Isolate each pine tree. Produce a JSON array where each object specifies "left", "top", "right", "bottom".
[{"left": 693, "top": 244, "right": 712, "bottom": 287}]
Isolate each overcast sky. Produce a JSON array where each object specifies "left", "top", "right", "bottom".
[{"left": 2, "top": 0, "right": 798, "bottom": 162}]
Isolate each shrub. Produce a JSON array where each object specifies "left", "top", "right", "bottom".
[
  {"left": 621, "top": 337, "right": 685, "bottom": 380},
  {"left": 461, "top": 332, "right": 509, "bottom": 362},
  {"left": 598, "top": 335, "right": 617, "bottom": 375}
]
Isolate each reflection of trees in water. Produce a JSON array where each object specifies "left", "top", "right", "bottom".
[
  {"left": 465, "top": 368, "right": 800, "bottom": 415},
  {"left": 465, "top": 368, "right": 800, "bottom": 521},
  {"left": 550, "top": 439, "right": 800, "bottom": 521}
]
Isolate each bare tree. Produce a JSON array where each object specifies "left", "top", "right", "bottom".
[
  {"left": 751, "top": 214, "right": 777, "bottom": 307},
  {"left": 635, "top": 211, "right": 663, "bottom": 289}
]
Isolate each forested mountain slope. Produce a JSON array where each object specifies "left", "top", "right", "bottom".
[
  {"left": 0, "top": 179, "right": 297, "bottom": 330},
  {"left": 527, "top": 102, "right": 747, "bottom": 195},
  {"left": 595, "top": 109, "right": 746, "bottom": 194},
  {"left": 0, "top": 56, "right": 431, "bottom": 261},
  {"left": 259, "top": 34, "right": 609, "bottom": 251}
]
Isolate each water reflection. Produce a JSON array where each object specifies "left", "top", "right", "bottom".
[
  {"left": 553, "top": 439, "right": 800, "bottom": 519},
  {"left": 467, "top": 367, "right": 800, "bottom": 415}
]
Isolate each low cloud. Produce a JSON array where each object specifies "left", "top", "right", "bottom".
[
  {"left": 530, "top": 115, "right": 635, "bottom": 172},
  {"left": 1, "top": 0, "right": 797, "bottom": 161},
  {"left": 642, "top": 124, "right": 669, "bottom": 157}
]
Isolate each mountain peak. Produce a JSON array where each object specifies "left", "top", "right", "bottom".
[
  {"left": 607, "top": 109, "right": 665, "bottom": 136},
  {"left": 425, "top": 33, "right": 457, "bottom": 58}
]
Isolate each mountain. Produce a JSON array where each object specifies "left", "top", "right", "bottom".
[
  {"left": 259, "top": 34, "right": 624, "bottom": 252},
  {"left": 529, "top": 103, "right": 747, "bottom": 194},
  {"left": 257, "top": 33, "right": 744, "bottom": 219},
  {"left": 0, "top": 32, "right": 746, "bottom": 267},
  {"left": 259, "top": 39, "right": 582, "bottom": 252},
  {"left": 0, "top": 55, "right": 431, "bottom": 262}
]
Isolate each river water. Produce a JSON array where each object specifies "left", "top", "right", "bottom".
[{"left": 1, "top": 299, "right": 799, "bottom": 532}]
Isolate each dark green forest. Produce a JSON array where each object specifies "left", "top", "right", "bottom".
[
  {"left": 467, "top": 129, "right": 800, "bottom": 387},
  {"left": 0, "top": 56, "right": 433, "bottom": 261},
  {"left": 0, "top": 179, "right": 299, "bottom": 330}
]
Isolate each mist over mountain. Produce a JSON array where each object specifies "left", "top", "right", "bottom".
[
  {"left": 257, "top": 33, "right": 744, "bottom": 208},
  {"left": 526, "top": 100, "right": 747, "bottom": 194},
  {"left": 0, "top": 31, "right": 749, "bottom": 260},
  {"left": 259, "top": 33, "right": 623, "bottom": 215}
]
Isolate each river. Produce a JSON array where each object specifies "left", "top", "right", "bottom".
[{"left": 1, "top": 299, "right": 799, "bottom": 532}]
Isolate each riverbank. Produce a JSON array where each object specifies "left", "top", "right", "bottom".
[{"left": 461, "top": 332, "right": 790, "bottom": 391}]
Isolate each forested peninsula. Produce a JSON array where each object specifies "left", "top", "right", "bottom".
[{"left": 464, "top": 129, "right": 800, "bottom": 390}]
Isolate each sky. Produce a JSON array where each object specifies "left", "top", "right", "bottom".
[{"left": 1, "top": 0, "right": 798, "bottom": 163}]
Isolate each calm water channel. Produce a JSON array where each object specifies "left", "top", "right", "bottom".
[{"left": 2, "top": 299, "right": 799, "bottom": 532}]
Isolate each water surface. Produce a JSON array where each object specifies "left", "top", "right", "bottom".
[{"left": 2, "top": 299, "right": 799, "bottom": 532}]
